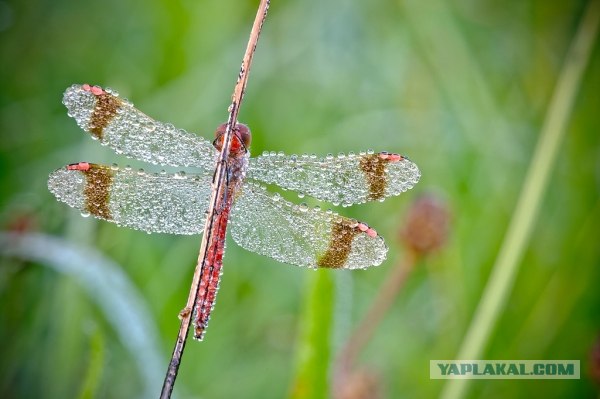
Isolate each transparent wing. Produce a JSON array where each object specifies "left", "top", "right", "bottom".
[
  {"left": 48, "top": 163, "right": 211, "bottom": 235},
  {"left": 63, "top": 84, "right": 218, "bottom": 169},
  {"left": 247, "top": 151, "right": 420, "bottom": 206},
  {"left": 230, "top": 182, "right": 387, "bottom": 269}
]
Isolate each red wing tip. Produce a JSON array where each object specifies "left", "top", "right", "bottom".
[
  {"left": 81, "top": 83, "right": 105, "bottom": 96},
  {"left": 67, "top": 162, "right": 91, "bottom": 171},
  {"left": 356, "top": 222, "right": 378, "bottom": 237},
  {"left": 378, "top": 152, "right": 404, "bottom": 162}
]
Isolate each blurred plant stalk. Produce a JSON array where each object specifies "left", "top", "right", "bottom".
[
  {"left": 333, "top": 195, "right": 450, "bottom": 399},
  {"left": 160, "top": 1, "right": 270, "bottom": 398},
  {"left": 589, "top": 335, "right": 600, "bottom": 390}
]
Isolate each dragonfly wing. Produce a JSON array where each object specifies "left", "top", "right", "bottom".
[
  {"left": 230, "top": 182, "right": 387, "bottom": 270},
  {"left": 48, "top": 163, "right": 211, "bottom": 235},
  {"left": 247, "top": 151, "right": 420, "bottom": 206},
  {"left": 63, "top": 84, "right": 218, "bottom": 169}
]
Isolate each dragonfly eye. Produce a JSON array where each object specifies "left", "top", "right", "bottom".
[
  {"left": 214, "top": 122, "right": 252, "bottom": 151},
  {"left": 236, "top": 123, "right": 252, "bottom": 148}
]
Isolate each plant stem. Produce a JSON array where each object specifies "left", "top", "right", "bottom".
[
  {"left": 159, "top": 1, "right": 270, "bottom": 398},
  {"left": 440, "top": 2, "right": 600, "bottom": 399},
  {"left": 333, "top": 250, "right": 416, "bottom": 397}
]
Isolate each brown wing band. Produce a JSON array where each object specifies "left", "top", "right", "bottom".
[
  {"left": 359, "top": 154, "right": 389, "bottom": 201},
  {"left": 82, "top": 165, "right": 114, "bottom": 220},
  {"left": 89, "top": 93, "right": 121, "bottom": 139},
  {"left": 317, "top": 220, "right": 359, "bottom": 268}
]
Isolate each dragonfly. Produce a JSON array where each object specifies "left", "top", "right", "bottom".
[{"left": 48, "top": 84, "right": 420, "bottom": 340}]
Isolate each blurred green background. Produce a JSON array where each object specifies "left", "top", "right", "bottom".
[{"left": 1, "top": 0, "right": 599, "bottom": 398}]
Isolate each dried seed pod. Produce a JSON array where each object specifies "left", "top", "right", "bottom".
[{"left": 400, "top": 194, "right": 450, "bottom": 256}]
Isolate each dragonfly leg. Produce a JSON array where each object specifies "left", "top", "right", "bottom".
[
  {"left": 215, "top": 162, "right": 233, "bottom": 215},
  {"left": 178, "top": 306, "right": 192, "bottom": 320}
]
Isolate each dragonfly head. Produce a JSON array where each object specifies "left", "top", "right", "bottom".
[{"left": 213, "top": 122, "right": 251, "bottom": 155}]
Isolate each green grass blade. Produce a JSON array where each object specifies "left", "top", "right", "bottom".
[
  {"left": 289, "top": 270, "right": 335, "bottom": 399},
  {"left": 0, "top": 232, "right": 164, "bottom": 399},
  {"left": 77, "top": 328, "right": 106, "bottom": 399},
  {"left": 441, "top": 2, "right": 600, "bottom": 398}
]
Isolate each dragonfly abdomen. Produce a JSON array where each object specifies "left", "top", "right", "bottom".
[
  {"left": 193, "top": 149, "right": 249, "bottom": 340},
  {"left": 192, "top": 197, "right": 232, "bottom": 340}
]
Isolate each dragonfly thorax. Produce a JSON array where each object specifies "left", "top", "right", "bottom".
[{"left": 213, "top": 122, "right": 251, "bottom": 156}]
